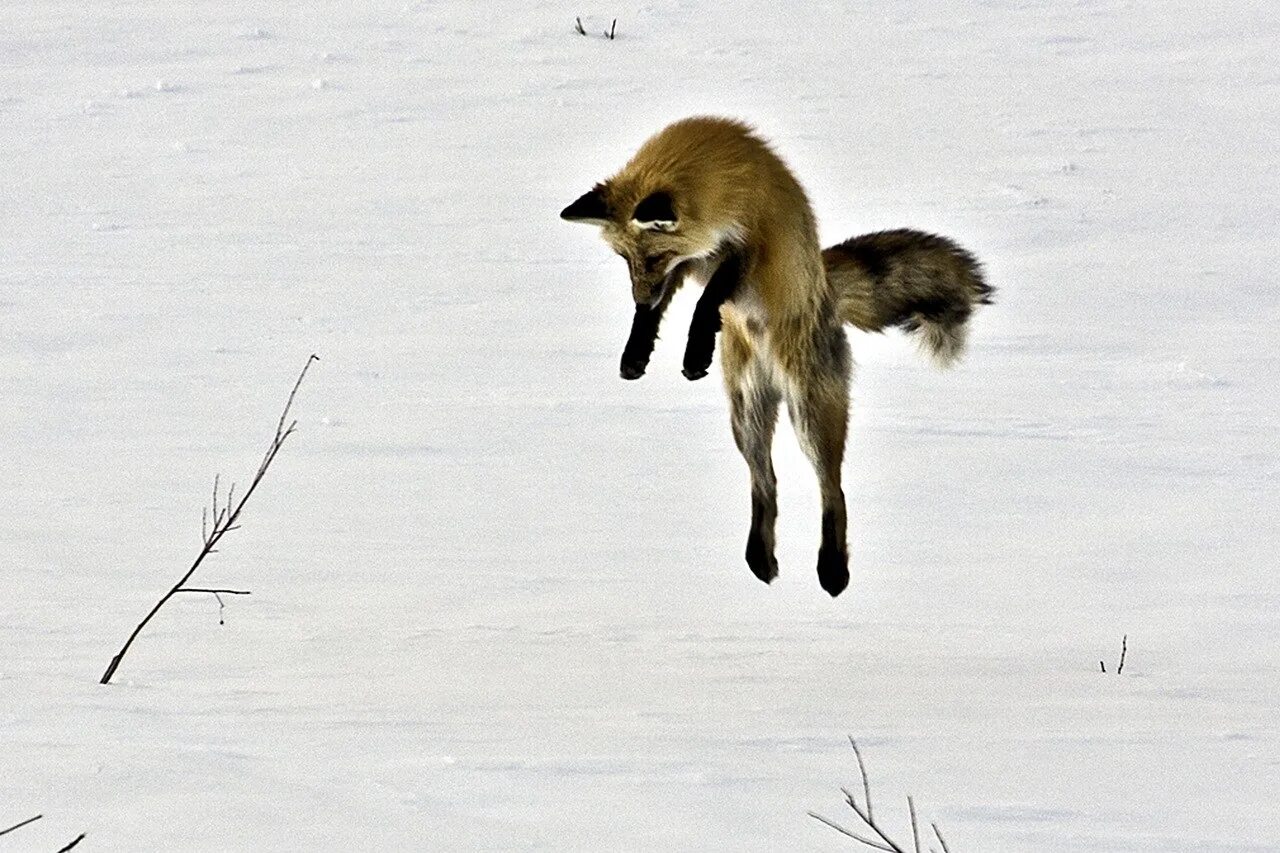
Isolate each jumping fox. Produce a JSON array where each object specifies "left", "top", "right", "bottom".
[{"left": 561, "top": 116, "right": 992, "bottom": 596}]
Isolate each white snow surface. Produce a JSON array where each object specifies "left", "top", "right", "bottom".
[{"left": 3, "top": 1, "right": 1279, "bottom": 850}]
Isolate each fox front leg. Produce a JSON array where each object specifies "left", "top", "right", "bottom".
[
  {"left": 620, "top": 303, "right": 662, "bottom": 379},
  {"left": 619, "top": 283, "right": 679, "bottom": 380},
  {"left": 682, "top": 251, "right": 743, "bottom": 381}
]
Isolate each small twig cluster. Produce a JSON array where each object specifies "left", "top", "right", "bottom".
[
  {"left": 1099, "top": 634, "right": 1128, "bottom": 674},
  {"left": 809, "top": 737, "right": 953, "bottom": 853},
  {"left": 99, "top": 355, "right": 318, "bottom": 685},
  {"left": 574, "top": 16, "right": 617, "bottom": 39}
]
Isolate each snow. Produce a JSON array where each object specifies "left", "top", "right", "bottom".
[{"left": 2, "top": 1, "right": 1278, "bottom": 849}]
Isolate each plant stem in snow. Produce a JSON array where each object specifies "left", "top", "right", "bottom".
[
  {"left": 811, "top": 738, "right": 954, "bottom": 852},
  {"left": 57, "top": 834, "right": 86, "bottom": 852},
  {"left": 0, "top": 814, "right": 42, "bottom": 837},
  {"left": 98, "top": 355, "right": 317, "bottom": 685}
]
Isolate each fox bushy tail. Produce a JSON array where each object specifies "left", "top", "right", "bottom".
[{"left": 823, "top": 229, "right": 993, "bottom": 366}]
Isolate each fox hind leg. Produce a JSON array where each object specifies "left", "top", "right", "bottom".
[
  {"left": 722, "top": 320, "right": 781, "bottom": 584},
  {"left": 784, "top": 324, "right": 852, "bottom": 597}
]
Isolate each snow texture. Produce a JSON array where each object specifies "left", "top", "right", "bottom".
[{"left": 2, "top": 1, "right": 1278, "bottom": 850}]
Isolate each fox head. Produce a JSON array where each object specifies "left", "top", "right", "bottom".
[{"left": 561, "top": 183, "right": 725, "bottom": 306}]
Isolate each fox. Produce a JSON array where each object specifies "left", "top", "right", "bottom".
[{"left": 561, "top": 116, "right": 991, "bottom": 596}]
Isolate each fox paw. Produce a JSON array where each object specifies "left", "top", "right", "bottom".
[
  {"left": 745, "top": 536, "right": 778, "bottom": 584},
  {"left": 681, "top": 364, "right": 709, "bottom": 381},
  {"left": 816, "top": 546, "right": 849, "bottom": 597},
  {"left": 682, "top": 345, "right": 713, "bottom": 380},
  {"left": 620, "top": 358, "right": 647, "bottom": 380}
]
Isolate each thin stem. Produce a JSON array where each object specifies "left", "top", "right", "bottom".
[
  {"left": 850, "top": 736, "right": 874, "bottom": 822},
  {"left": 846, "top": 798, "right": 908, "bottom": 853},
  {"left": 0, "top": 814, "right": 42, "bottom": 837},
  {"left": 807, "top": 813, "right": 893, "bottom": 851},
  {"left": 57, "top": 834, "right": 86, "bottom": 853},
  {"left": 99, "top": 355, "right": 316, "bottom": 685},
  {"left": 814, "top": 738, "right": 950, "bottom": 853},
  {"left": 1117, "top": 634, "right": 1127, "bottom": 674},
  {"left": 932, "top": 823, "right": 951, "bottom": 853},
  {"left": 274, "top": 355, "right": 318, "bottom": 447},
  {"left": 176, "top": 588, "right": 251, "bottom": 595}
]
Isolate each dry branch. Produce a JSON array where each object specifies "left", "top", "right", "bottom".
[
  {"left": 810, "top": 738, "right": 954, "bottom": 852},
  {"left": 932, "top": 823, "right": 951, "bottom": 853},
  {"left": 809, "top": 811, "right": 892, "bottom": 851},
  {"left": 573, "top": 15, "right": 617, "bottom": 39},
  {"left": 1100, "top": 634, "right": 1128, "bottom": 674},
  {"left": 99, "top": 355, "right": 318, "bottom": 685},
  {"left": 850, "top": 735, "right": 873, "bottom": 822},
  {"left": 56, "top": 834, "right": 86, "bottom": 852},
  {"left": 175, "top": 588, "right": 251, "bottom": 595},
  {"left": 2, "top": 813, "right": 84, "bottom": 850},
  {"left": 0, "top": 814, "right": 42, "bottom": 837},
  {"left": 909, "top": 796, "right": 920, "bottom": 853}
]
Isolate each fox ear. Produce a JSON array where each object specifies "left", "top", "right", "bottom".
[
  {"left": 631, "top": 191, "right": 677, "bottom": 232},
  {"left": 560, "top": 185, "right": 611, "bottom": 225}
]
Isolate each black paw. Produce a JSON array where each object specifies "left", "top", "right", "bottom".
[
  {"left": 682, "top": 344, "right": 713, "bottom": 380},
  {"left": 745, "top": 535, "right": 778, "bottom": 584},
  {"left": 620, "top": 358, "right": 647, "bottom": 380},
  {"left": 816, "top": 544, "right": 849, "bottom": 597}
]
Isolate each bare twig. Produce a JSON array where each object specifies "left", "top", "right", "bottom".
[
  {"left": 811, "top": 738, "right": 954, "bottom": 852},
  {"left": 850, "top": 734, "right": 873, "bottom": 821},
  {"left": 933, "top": 823, "right": 951, "bottom": 853},
  {"left": 909, "top": 796, "right": 920, "bottom": 853},
  {"left": 176, "top": 588, "right": 253, "bottom": 626},
  {"left": 0, "top": 814, "right": 42, "bottom": 837},
  {"left": 1100, "top": 634, "right": 1129, "bottom": 675},
  {"left": 845, "top": 796, "right": 907, "bottom": 853},
  {"left": 57, "top": 834, "right": 87, "bottom": 852},
  {"left": 176, "top": 588, "right": 251, "bottom": 595},
  {"left": 212, "top": 473, "right": 220, "bottom": 532},
  {"left": 99, "top": 355, "right": 318, "bottom": 685},
  {"left": 806, "top": 812, "right": 893, "bottom": 851},
  {"left": 574, "top": 15, "right": 617, "bottom": 39}
]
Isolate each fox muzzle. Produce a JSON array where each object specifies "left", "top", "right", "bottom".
[{"left": 631, "top": 265, "right": 685, "bottom": 308}]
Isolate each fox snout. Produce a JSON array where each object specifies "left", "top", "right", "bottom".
[
  {"left": 631, "top": 274, "right": 667, "bottom": 307},
  {"left": 631, "top": 261, "right": 687, "bottom": 308},
  {"left": 628, "top": 259, "right": 669, "bottom": 307}
]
